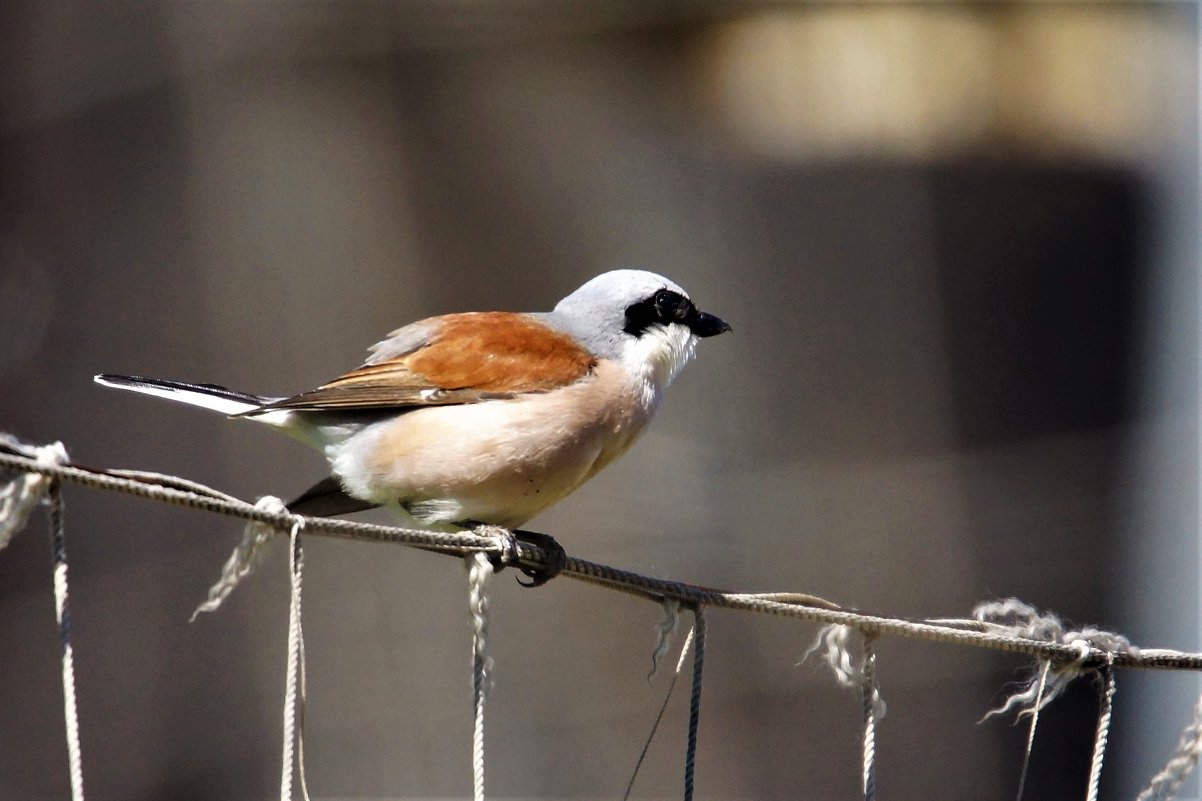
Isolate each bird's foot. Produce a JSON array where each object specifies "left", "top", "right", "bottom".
[
  {"left": 477, "top": 525, "right": 566, "bottom": 587},
  {"left": 510, "top": 529, "right": 567, "bottom": 587}
]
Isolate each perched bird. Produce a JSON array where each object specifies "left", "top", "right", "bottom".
[{"left": 96, "top": 269, "right": 730, "bottom": 550}]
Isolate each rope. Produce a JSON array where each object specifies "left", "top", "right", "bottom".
[
  {"left": 683, "top": 605, "right": 706, "bottom": 801},
  {"left": 623, "top": 624, "right": 696, "bottom": 801},
  {"left": 1084, "top": 665, "right": 1116, "bottom": 801},
  {"left": 860, "top": 633, "right": 880, "bottom": 801},
  {"left": 805, "top": 626, "right": 886, "bottom": 800},
  {"left": 8, "top": 438, "right": 1202, "bottom": 801},
  {"left": 0, "top": 450, "right": 498, "bottom": 553},
  {"left": 1137, "top": 689, "right": 1202, "bottom": 801},
  {"left": 466, "top": 552, "right": 495, "bottom": 801},
  {"left": 49, "top": 481, "right": 86, "bottom": 801},
  {"left": 4, "top": 448, "right": 1199, "bottom": 672},
  {"left": 974, "top": 600, "right": 1131, "bottom": 720},
  {"left": 279, "top": 518, "right": 308, "bottom": 801},
  {"left": 1013, "top": 660, "right": 1050, "bottom": 801},
  {"left": 0, "top": 437, "right": 86, "bottom": 801},
  {"left": 805, "top": 625, "right": 887, "bottom": 713}
]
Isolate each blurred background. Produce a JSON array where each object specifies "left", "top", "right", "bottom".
[{"left": 0, "top": 3, "right": 1198, "bottom": 799}]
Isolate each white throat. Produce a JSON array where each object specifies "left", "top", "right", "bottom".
[{"left": 620, "top": 324, "right": 698, "bottom": 403}]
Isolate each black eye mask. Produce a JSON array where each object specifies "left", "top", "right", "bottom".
[{"left": 624, "top": 288, "right": 731, "bottom": 339}]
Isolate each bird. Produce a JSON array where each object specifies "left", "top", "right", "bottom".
[{"left": 95, "top": 269, "right": 730, "bottom": 577}]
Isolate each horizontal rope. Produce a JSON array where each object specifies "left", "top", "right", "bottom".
[{"left": 3, "top": 448, "right": 1202, "bottom": 672}]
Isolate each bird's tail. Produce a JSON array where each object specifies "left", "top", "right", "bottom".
[{"left": 94, "top": 374, "right": 271, "bottom": 416}]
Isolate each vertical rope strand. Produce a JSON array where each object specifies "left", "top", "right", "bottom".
[
  {"left": 1085, "top": 665, "right": 1117, "bottom": 801},
  {"left": 622, "top": 625, "right": 696, "bottom": 801},
  {"left": 296, "top": 619, "right": 311, "bottom": 801},
  {"left": 683, "top": 605, "right": 707, "bottom": 801},
  {"left": 279, "top": 520, "right": 306, "bottom": 801},
  {"left": 861, "top": 634, "right": 880, "bottom": 801},
  {"left": 1014, "top": 660, "right": 1050, "bottom": 801},
  {"left": 467, "top": 552, "right": 495, "bottom": 801},
  {"left": 47, "top": 481, "right": 85, "bottom": 801}
]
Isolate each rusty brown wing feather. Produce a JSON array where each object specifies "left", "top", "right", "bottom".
[{"left": 257, "top": 312, "right": 597, "bottom": 413}]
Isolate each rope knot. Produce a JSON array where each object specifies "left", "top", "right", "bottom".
[
  {"left": 34, "top": 441, "right": 70, "bottom": 469},
  {"left": 475, "top": 525, "right": 519, "bottom": 571},
  {"left": 0, "top": 436, "right": 71, "bottom": 552},
  {"left": 1066, "top": 628, "right": 1133, "bottom": 661},
  {"left": 254, "top": 494, "right": 290, "bottom": 518}
]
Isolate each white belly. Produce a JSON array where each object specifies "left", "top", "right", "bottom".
[{"left": 324, "top": 361, "right": 657, "bottom": 528}]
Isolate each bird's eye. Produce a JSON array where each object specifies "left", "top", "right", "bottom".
[
  {"left": 623, "top": 288, "right": 695, "bottom": 337},
  {"left": 653, "top": 289, "right": 693, "bottom": 323}
]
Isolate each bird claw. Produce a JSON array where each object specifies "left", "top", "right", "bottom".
[
  {"left": 472, "top": 524, "right": 565, "bottom": 586},
  {"left": 496, "top": 529, "right": 565, "bottom": 587}
]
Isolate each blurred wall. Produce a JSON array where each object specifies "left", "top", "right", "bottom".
[{"left": 0, "top": 4, "right": 1197, "bottom": 800}]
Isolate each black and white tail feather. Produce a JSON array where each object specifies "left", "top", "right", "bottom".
[
  {"left": 93, "top": 373, "right": 378, "bottom": 517},
  {"left": 93, "top": 374, "right": 275, "bottom": 416}
]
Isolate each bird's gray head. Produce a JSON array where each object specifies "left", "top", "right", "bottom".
[{"left": 547, "top": 269, "right": 731, "bottom": 387}]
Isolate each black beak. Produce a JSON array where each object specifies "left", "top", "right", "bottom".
[{"left": 689, "top": 311, "right": 732, "bottom": 338}]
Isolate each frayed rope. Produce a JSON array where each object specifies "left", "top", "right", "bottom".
[
  {"left": 804, "top": 625, "right": 885, "bottom": 800},
  {"left": 805, "top": 624, "right": 887, "bottom": 721},
  {"left": 649, "top": 598, "right": 681, "bottom": 681},
  {"left": 623, "top": 613, "right": 696, "bottom": 801},
  {"left": 974, "top": 599, "right": 1133, "bottom": 721},
  {"left": 191, "top": 495, "right": 290, "bottom": 620}
]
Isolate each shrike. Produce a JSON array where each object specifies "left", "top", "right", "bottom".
[{"left": 96, "top": 269, "right": 730, "bottom": 546}]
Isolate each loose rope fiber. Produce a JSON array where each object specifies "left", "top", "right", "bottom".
[
  {"left": 805, "top": 626, "right": 885, "bottom": 800},
  {"left": 649, "top": 598, "right": 682, "bottom": 681},
  {"left": 193, "top": 495, "right": 293, "bottom": 621}
]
